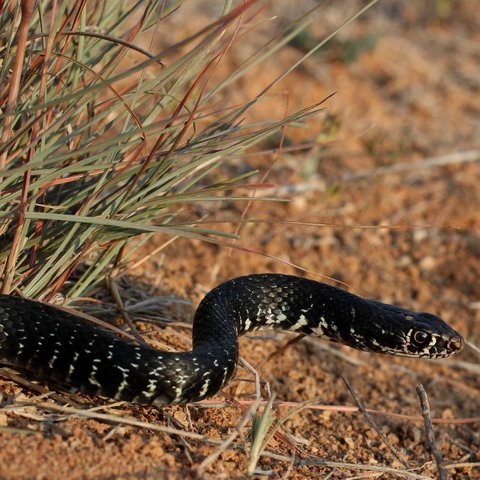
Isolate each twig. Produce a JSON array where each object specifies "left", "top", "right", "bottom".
[
  {"left": 342, "top": 377, "right": 410, "bottom": 468},
  {"left": 343, "top": 472, "right": 383, "bottom": 480},
  {"left": 466, "top": 341, "right": 480, "bottom": 356},
  {"left": 342, "top": 149, "right": 480, "bottom": 181},
  {"left": 0, "top": 367, "right": 85, "bottom": 406},
  {"left": 164, "top": 413, "right": 195, "bottom": 466},
  {"left": 238, "top": 357, "right": 262, "bottom": 401},
  {"left": 436, "top": 358, "right": 480, "bottom": 375},
  {"left": 36, "top": 298, "right": 137, "bottom": 340},
  {"left": 193, "top": 399, "right": 480, "bottom": 425},
  {"left": 281, "top": 450, "right": 296, "bottom": 480},
  {"left": 0, "top": 425, "right": 42, "bottom": 436},
  {"left": 263, "top": 449, "right": 436, "bottom": 478},
  {"left": 197, "top": 397, "right": 261, "bottom": 475},
  {"left": 322, "top": 468, "right": 337, "bottom": 480},
  {"left": 416, "top": 384, "right": 447, "bottom": 480},
  {"left": 293, "top": 458, "right": 432, "bottom": 480},
  {"left": 303, "top": 338, "right": 367, "bottom": 366},
  {"left": 107, "top": 276, "right": 147, "bottom": 345},
  {"left": 265, "top": 334, "right": 306, "bottom": 363},
  {"left": 443, "top": 462, "right": 480, "bottom": 470},
  {"left": 9, "top": 400, "right": 224, "bottom": 444},
  {"left": 253, "top": 149, "right": 480, "bottom": 196}
]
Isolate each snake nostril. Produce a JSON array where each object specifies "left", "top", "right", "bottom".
[{"left": 451, "top": 336, "right": 465, "bottom": 351}]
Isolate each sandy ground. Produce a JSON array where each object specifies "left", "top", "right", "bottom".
[{"left": 0, "top": 2, "right": 479, "bottom": 479}]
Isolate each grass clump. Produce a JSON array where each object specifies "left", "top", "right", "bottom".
[
  {"left": 0, "top": 1, "right": 307, "bottom": 299},
  {"left": 0, "top": 1, "right": 376, "bottom": 301}
]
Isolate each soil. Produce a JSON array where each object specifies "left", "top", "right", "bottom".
[{"left": 0, "top": 2, "right": 479, "bottom": 479}]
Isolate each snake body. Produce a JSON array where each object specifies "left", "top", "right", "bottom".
[{"left": 0, "top": 274, "right": 464, "bottom": 405}]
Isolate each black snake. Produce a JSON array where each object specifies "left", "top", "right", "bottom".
[{"left": 0, "top": 274, "right": 464, "bottom": 405}]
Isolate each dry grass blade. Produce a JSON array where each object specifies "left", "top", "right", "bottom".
[
  {"left": 194, "top": 399, "right": 480, "bottom": 425},
  {"left": 444, "top": 462, "right": 480, "bottom": 471},
  {"left": 466, "top": 341, "right": 480, "bottom": 357},
  {"left": 11, "top": 400, "right": 223, "bottom": 445},
  {"left": 0, "top": 367, "right": 83, "bottom": 406},
  {"left": 436, "top": 358, "right": 480, "bottom": 375},
  {"left": 0, "top": 0, "right": 35, "bottom": 173},
  {"left": 0, "top": 425, "right": 41, "bottom": 436},
  {"left": 261, "top": 452, "right": 432, "bottom": 479},
  {"left": 0, "top": 0, "right": 35, "bottom": 293},
  {"left": 197, "top": 397, "right": 262, "bottom": 475},
  {"left": 106, "top": 276, "right": 147, "bottom": 345},
  {"left": 248, "top": 394, "right": 327, "bottom": 475},
  {"left": 265, "top": 334, "right": 306, "bottom": 364},
  {"left": 342, "top": 149, "right": 480, "bottom": 181},
  {"left": 247, "top": 394, "right": 276, "bottom": 476},
  {"left": 294, "top": 459, "right": 433, "bottom": 480},
  {"left": 342, "top": 376, "right": 410, "bottom": 468}
]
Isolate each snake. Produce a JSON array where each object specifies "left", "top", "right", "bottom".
[{"left": 0, "top": 274, "right": 464, "bottom": 405}]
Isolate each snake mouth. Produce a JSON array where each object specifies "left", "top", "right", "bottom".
[{"left": 418, "top": 333, "right": 465, "bottom": 358}]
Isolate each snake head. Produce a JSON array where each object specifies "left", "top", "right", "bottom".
[
  {"left": 399, "top": 311, "right": 465, "bottom": 358},
  {"left": 351, "top": 303, "right": 465, "bottom": 359}
]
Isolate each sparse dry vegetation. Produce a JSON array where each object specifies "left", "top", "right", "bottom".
[{"left": 0, "top": 1, "right": 479, "bottom": 479}]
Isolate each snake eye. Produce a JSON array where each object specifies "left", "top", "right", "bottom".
[{"left": 412, "top": 330, "right": 430, "bottom": 347}]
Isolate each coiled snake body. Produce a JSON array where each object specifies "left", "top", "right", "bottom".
[{"left": 0, "top": 274, "right": 464, "bottom": 405}]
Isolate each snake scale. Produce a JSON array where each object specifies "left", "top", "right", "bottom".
[{"left": 0, "top": 274, "right": 464, "bottom": 405}]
